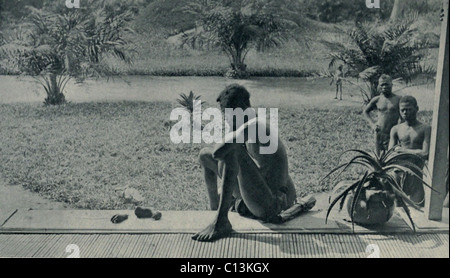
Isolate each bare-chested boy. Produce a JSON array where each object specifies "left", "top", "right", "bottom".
[
  {"left": 193, "top": 84, "right": 297, "bottom": 242},
  {"left": 389, "top": 95, "right": 431, "bottom": 206},
  {"left": 332, "top": 65, "right": 344, "bottom": 100},
  {"left": 363, "top": 75, "right": 402, "bottom": 156}
]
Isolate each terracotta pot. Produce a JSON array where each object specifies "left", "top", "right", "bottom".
[{"left": 346, "top": 182, "right": 396, "bottom": 225}]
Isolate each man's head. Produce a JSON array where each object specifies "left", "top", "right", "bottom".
[
  {"left": 378, "top": 74, "right": 393, "bottom": 96},
  {"left": 399, "top": 95, "right": 419, "bottom": 122},
  {"left": 216, "top": 84, "right": 251, "bottom": 111}
]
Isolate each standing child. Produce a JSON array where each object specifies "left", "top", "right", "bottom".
[{"left": 331, "top": 65, "right": 344, "bottom": 100}]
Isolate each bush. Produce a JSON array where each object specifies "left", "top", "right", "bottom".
[{"left": 303, "top": 0, "right": 394, "bottom": 23}]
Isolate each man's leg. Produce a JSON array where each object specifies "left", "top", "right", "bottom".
[
  {"left": 375, "top": 131, "right": 381, "bottom": 156},
  {"left": 198, "top": 147, "right": 220, "bottom": 210},
  {"left": 375, "top": 132, "right": 389, "bottom": 156},
  {"left": 193, "top": 144, "right": 280, "bottom": 241},
  {"left": 234, "top": 145, "right": 281, "bottom": 220},
  {"left": 403, "top": 173, "right": 425, "bottom": 207},
  {"left": 192, "top": 149, "right": 239, "bottom": 241}
]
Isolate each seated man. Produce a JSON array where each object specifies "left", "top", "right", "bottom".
[
  {"left": 388, "top": 95, "right": 431, "bottom": 206},
  {"left": 193, "top": 84, "right": 297, "bottom": 242}
]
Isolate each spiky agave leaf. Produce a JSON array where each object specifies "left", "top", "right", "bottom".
[
  {"left": 349, "top": 171, "right": 370, "bottom": 232},
  {"left": 381, "top": 150, "right": 430, "bottom": 176},
  {"left": 383, "top": 164, "right": 437, "bottom": 192},
  {"left": 321, "top": 156, "right": 372, "bottom": 184},
  {"left": 325, "top": 177, "right": 365, "bottom": 224},
  {"left": 329, "top": 180, "right": 355, "bottom": 203},
  {"left": 396, "top": 196, "right": 416, "bottom": 232},
  {"left": 384, "top": 159, "right": 428, "bottom": 179},
  {"left": 338, "top": 149, "right": 382, "bottom": 170},
  {"left": 323, "top": 146, "right": 435, "bottom": 228},
  {"left": 384, "top": 151, "right": 429, "bottom": 170},
  {"left": 381, "top": 173, "right": 424, "bottom": 211}
]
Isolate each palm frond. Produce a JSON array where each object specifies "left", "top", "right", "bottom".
[{"left": 177, "top": 91, "right": 206, "bottom": 113}]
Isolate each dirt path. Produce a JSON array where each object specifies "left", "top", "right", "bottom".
[
  {"left": 0, "top": 178, "right": 67, "bottom": 210},
  {"left": 0, "top": 76, "right": 435, "bottom": 111}
]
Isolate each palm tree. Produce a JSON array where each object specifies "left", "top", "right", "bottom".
[
  {"left": 180, "top": 0, "right": 302, "bottom": 78},
  {"left": 325, "top": 17, "right": 435, "bottom": 102},
  {"left": 0, "top": 1, "right": 135, "bottom": 105}
]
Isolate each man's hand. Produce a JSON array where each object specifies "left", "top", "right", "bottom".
[{"left": 393, "top": 145, "right": 406, "bottom": 153}]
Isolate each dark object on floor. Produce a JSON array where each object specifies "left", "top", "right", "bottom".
[
  {"left": 153, "top": 211, "right": 162, "bottom": 220},
  {"left": 135, "top": 206, "right": 153, "bottom": 218},
  {"left": 111, "top": 214, "right": 128, "bottom": 224},
  {"left": 275, "top": 195, "right": 316, "bottom": 223}
]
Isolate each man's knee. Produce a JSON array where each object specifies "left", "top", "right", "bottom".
[{"left": 198, "top": 148, "right": 213, "bottom": 166}]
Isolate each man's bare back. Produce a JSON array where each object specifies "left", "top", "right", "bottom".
[{"left": 193, "top": 84, "right": 296, "bottom": 241}]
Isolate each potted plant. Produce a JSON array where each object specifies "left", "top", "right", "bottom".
[{"left": 322, "top": 148, "right": 434, "bottom": 231}]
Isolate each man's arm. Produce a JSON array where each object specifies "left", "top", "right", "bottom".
[
  {"left": 213, "top": 118, "right": 259, "bottom": 159},
  {"left": 388, "top": 125, "right": 399, "bottom": 150},
  {"left": 395, "top": 125, "right": 432, "bottom": 160},
  {"left": 363, "top": 96, "right": 380, "bottom": 131}
]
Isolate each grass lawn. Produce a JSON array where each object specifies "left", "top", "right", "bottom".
[{"left": 0, "top": 101, "right": 433, "bottom": 210}]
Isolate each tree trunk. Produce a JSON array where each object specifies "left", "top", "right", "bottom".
[
  {"left": 44, "top": 73, "right": 66, "bottom": 105},
  {"left": 50, "top": 73, "right": 58, "bottom": 93},
  {"left": 64, "top": 52, "right": 71, "bottom": 73},
  {"left": 225, "top": 46, "right": 249, "bottom": 79},
  {"left": 390, "top": 0, "right": 406, "bottom": 20},
  {"left": 390, "top": 0, "right": 414, "bottom": 20}
]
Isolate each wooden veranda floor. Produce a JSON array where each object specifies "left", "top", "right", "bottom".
[{"left": 0, "top": 232, "right": 448, "bottom": 258}]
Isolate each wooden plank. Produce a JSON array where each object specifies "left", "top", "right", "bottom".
[
  {"left": 331, "top": 209, "right": 414, "bottom": 233},
  {"left": 398, "top": 207, "right": 449, "bottom": 231},
  {"left": 427, "top": 0, "right": 450, "bottom": 220},
  {"left": 17, "top": 234, "right": 49, "bottom": 258},
  {"left": 0, "top": 233, "right": 448, "bottom": 258},
  {"left": 77, "top": 234, "right": 101, "bottom": 258},
  {"left": 97, "top": 234, "right": 122, "bottom": 258},
  {"left": 0, "top": 209, "right": 17, "bottom": 228},
  {"left": 0, "top": 209, "right": 341, "bottom": 234}
]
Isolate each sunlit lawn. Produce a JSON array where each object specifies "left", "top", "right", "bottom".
[{"left": 0, "top": 100, "right": 432, "bottom": 210}]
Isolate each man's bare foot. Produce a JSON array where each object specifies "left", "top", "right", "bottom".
[{"left": 192, "top": 219, "right": 233, "bottom": 242}]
